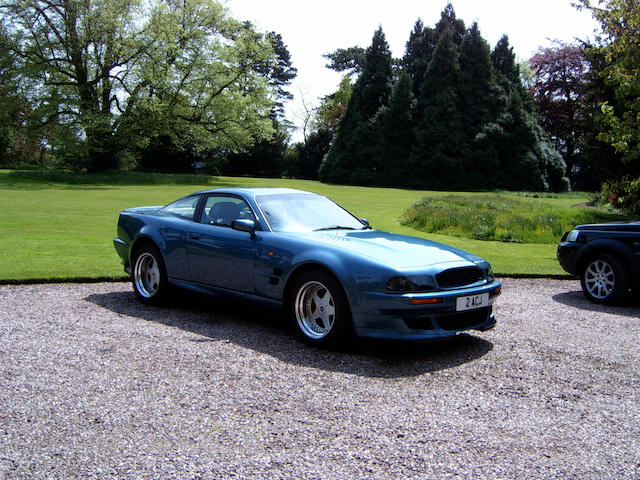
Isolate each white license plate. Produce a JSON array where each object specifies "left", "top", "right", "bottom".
[{"left": 456, "top": 293, "right": 489, "bottom": 311}]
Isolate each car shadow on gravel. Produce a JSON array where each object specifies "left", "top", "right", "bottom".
[
  {"left": 85, "top": 289, "right": 494, "bottom": 379},
  {"left": 552, "top": 289, "right": 640, "bottom": 317}
]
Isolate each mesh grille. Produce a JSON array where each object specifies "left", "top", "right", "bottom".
[{"left": 435, "top": 266, "right": 483, "bottom": 288}]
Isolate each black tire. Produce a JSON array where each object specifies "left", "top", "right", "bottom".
[
  {"left": 131, "top": 244, "right": 169, "bottom": 305},
  {"left": 580, "top": 253, "right": 629, "bottom": 304},
  {"left": 288, "top": 270, "right": 352, "bottom": 347}
]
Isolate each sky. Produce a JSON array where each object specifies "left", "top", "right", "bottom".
[{"left": 225, "top": 0, "right": 600, "bottom": 142}]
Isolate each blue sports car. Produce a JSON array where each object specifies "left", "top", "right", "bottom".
[{"left": 113, "top": 188, "right": 501, "bottom": 346}]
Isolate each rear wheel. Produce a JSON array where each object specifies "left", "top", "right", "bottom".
[
  {"left": 289, "top": 270, "right": 351, "bottom": 347},
  {"left": 580, "top": 253, "right": 629, "bottom": 304},
  {"left": 131, "top": 245, "right": 169, "bottom": 305}
]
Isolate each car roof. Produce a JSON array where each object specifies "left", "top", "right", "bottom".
[{"left": 194, "top": 187, "right": 315, "bottom": 199}]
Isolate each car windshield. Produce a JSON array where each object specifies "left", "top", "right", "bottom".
[{"left": 256, "top": 193, "right": 366, "bottom": 233}]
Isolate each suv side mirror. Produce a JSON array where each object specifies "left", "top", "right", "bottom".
[
  {"left": 360, "top": 218, "right": 371, "bottom": 229},
  {"left": 231, "top": 219, "right": 257, "bottom": 238}
]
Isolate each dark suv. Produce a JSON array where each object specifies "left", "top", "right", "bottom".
[{"left": 557, "top": 222, "right": 640, "bottom": 303}]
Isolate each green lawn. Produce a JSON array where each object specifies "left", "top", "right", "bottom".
[{"left": 0, "top": 169, "right": 614, "bottom": 281}]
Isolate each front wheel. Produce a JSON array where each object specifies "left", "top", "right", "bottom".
[
  {"left": 580, "top": 254, "right": 629, "bottom": 304},
  {"left": 131, "top": 245, "right": 169, "bottom": 305},
  {"left": 289, "top": 270, "right": 352, "bottom": 347}
]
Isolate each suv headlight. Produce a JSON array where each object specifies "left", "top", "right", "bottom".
[{"left": 566, "top": 230, "right": 579, "bottom": 242}]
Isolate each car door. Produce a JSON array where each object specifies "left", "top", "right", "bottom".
[{"left": 185, "top": 194, "right": 256, "bottom": 293}]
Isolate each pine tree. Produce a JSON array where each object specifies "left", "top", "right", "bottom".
[
  {"left": 320, "top": 27, "right": 393, "bottom": 184},
  {"left": 369, "top": 72, "right": 415, "bottom": 186},
  {"left": 403, "top": 19, "right": 437, "bottom": 98},
  {"left": 458, "top": 22, "right": 501, "bottom": 188},
  {"left": 410, "top": 28, "right": 465, "bottom": 189},
  {"left": 491, "top": 36, "right": 569, "bottom": 191},
  {"left": 434, "top": 3, "right": 466, "bottom": 46}
]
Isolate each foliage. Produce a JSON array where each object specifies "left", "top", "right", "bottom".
[
  {"left": 600, "top": 176, "right": 640, "bottom": 215},
  {"left": 577, "top": 0, "right": 640, "bottom": 167},
  {"left": 323, "top": 47, "right": 366, "bottom": 75},
  {"left": 2, "top": 0, "right": 280, "bottom": 172},
  {"left": 319, "top": 27, "right": 393, "bottom": 185},
  {"left": 219, "top": 118, "right": 290, "bottom": 178},
  {"left": 402, "top": 195, "right": 630, "bottom": 244},
  {"left": 0, "top": 21, "right": 42, "bottom": 166},
  {"left": 311, "top": 75, "right": 353, "bottom": 134},
  {"left": 318, "top": 4, "right": 568, "bottom": 192},
  {"left": 290, "top": 128, "right": 333, "bottom": 180},
  {"left": 529, "top": 42, "right": 591, "bottom": 189},
  {"left": 410, "top": 28, "right": 465, "bottom": 189}
]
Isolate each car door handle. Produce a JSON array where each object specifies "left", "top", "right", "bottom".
[{"left": 187, "top": 232, "right": 200, "bottom": 240}]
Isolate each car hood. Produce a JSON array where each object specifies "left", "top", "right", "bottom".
[
  {"left": 283, "top": 230, "right": 482, "bottom": 269},
  {"left": 576, "top": 221, "right": 640, "bottom": 233}
]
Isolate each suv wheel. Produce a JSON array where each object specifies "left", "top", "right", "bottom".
[{"left": 580, "top": 253, "right": 629, "bottom": 304}]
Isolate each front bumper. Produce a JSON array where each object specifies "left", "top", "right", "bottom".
[
  {"left": 352, "top": 281, "right": 501, "bottom": 340},
  {"left": 557, "top": 242, "right": 581, "bottom": 276}
]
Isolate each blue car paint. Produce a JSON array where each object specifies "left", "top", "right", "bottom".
[{"left": 114, "top": 187, "right": 501, "bottom": 340}]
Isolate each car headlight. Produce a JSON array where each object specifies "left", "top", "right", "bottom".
[
  {"left": 386, "top": 275, "right": 435, "bottom": 292},
  {"left": 566, "top": 230, "right": 579, "bottom": 242},
  {"left": 486, "top": 267, "right": 494, "bottom": 282}
]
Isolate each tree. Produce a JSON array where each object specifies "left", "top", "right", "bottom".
[
  {"left": 311, "top": 75, "right": 353, "bottom": 135},
  {"left": 492, "top": 36, "right": 569, "bottom": 191},
  {"left": 324, "top": 47, "right": 366, "bottom": 75},
  {"left": 211, "top": 29, "right": 297, "bottom": 177},
  {"left": 457, "top": 22, "right": 502, "bottom": 186},
  {"left": 577, "top": 0, "right": 640, "bottom": 168},
  {"left": 2, "top": 0, "right": 278, "bottom": 171},
  {"left": 368, "top": 72, "right": 415, "bottom": 186},
  {"left": 0, "top": 22, "right": 29, "bottom": 164},
  {"left": 403, "top": 19, "right": 437, "bottom": 98},
  {"left": 410, "top": 28, "right": 465, "bottom": 189},
  {"left": 434, "top": 3, "right": 466, "bottom": 46},
  {"left": 290, "top": 128, "right": 333, "bottom": 180},
  {"left": 320, "top": 27, "right": 393, "bottom": 184},
  {"left": 529, "top": 42, "right": 591, "bottom": 188}
]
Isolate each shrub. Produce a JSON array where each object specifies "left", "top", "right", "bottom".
[
  {"left": 600, "top": 177, "right": 640, "bottom": 215},
  {"left": 401, "top": 194, "right": 631, "bottom": 244}
]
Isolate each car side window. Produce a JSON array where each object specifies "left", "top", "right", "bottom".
[
  {"left": 163, "top": 195, "right": 200, "bottom": 221},
  {"left": 200, "top": 195, "right": 255, "bottom": 227}
]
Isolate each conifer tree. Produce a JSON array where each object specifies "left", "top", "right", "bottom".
[
  {"left": 458, "top": 22, "right": 501, "bottom": 187},
  {"left": 434, "top": 3, "right": 466, "bottom": 46},
  {"left": 320, "top": 27, "right": 393, "bottom": 184},
  {"left": 491, "top": 36, "right": 569, "bottom": 191},
  {"left": 410, "top": 28, "right": 465, "bottom": 189},
  {"left": 403, "top": 20, "right": 437, "bottom": 98},
  {"left": 369, "top": 72, "right": 415, "bottom": 186}
]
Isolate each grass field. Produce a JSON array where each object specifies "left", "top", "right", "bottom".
[{"left": 0, "top": 169, "right": 626, "bottom": 281}]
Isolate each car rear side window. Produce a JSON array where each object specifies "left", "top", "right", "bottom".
[{"left": 163, "top": 195, "right": 200, "bottom": 221}]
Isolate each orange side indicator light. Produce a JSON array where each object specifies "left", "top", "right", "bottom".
[{"left": 410, "top": 298, "right": 443, "bottom": 305}]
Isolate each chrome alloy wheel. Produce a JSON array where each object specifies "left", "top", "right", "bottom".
[
  {"left": 584, "top": 259, "right": 616, "bottom": 300},
  {"left": 294, "top": 281, "right": 336, "bottom": 339},
  {"left": 134, "top": 252, "right": 161, "bottom": 298}
]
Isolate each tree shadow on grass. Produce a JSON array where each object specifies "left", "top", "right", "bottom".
[
  {"left": 0, "top": 170, "right": 241, "bottom": 191},
  {"left": 85, "top": 288, "right": 494, "bottom": 379}
]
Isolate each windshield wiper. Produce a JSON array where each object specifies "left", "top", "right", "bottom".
[{"left": 314, "top": 226, "right": 358, "bottom": 231}]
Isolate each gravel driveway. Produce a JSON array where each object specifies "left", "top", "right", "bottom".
[{"left": 1, "top": 278, "right": 639, "bottom": 479}]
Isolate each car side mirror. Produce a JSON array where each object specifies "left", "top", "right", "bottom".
[
  {"left": 360, "top": 218, "right": 371, "bottom": 229},
  {"left": 231, "top": 219, "right": 257, "bottom": 238}
]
